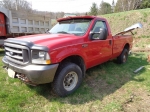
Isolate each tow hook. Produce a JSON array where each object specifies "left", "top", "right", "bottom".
[{"left": 3, "top": 66, "right": 8, "bottom": 71}]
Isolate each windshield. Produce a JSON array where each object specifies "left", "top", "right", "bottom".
[{"left": 49, "top": 19, "right": 91, "bottom": 36}]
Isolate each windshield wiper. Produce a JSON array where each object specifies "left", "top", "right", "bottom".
[{"left": 57, "top": 31, "right": 70, "bottom": 34}]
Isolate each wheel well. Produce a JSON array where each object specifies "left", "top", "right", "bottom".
[
  {"left": 124, "top": 43, "right": 129, "bottom": 51},
  {"left": 59, "top": 55, "right": 86, "bottom": 77}
]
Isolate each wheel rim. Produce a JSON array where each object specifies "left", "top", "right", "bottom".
[
  {"left": 123, "top": 52, "right": 127, "bottom": 63},
  {"left": 63, "top": 71, "right": 78, "bottom": 91}
]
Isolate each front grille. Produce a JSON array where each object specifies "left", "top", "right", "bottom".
[{"left": 4, "top": 43, "right": 30, "bottom": 65}]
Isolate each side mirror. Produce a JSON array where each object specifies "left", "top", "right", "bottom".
[{"left": 90, "top": 28, "right": 107, "bottom": 40}]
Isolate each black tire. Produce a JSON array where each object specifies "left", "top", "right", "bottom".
[
  {"left": 52, "top": 62, "right": 83, "bottom": 97},
  {"left": 117, "top": 49, "right": 129, "bottom": 64}
]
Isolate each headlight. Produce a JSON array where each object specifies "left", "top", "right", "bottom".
[
  {"left": 39, "top": 51, "right": 46, "bottom": 58},
  {"left": 32, "top": 50, "right": 51, "bottom": 64}
]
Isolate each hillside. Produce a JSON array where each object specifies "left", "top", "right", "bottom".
[
  {"left": 100, "top": 8, "right": 150, "bottom": 51},
  {"left": 100, "top": 8, "right": 150, "bottom": 37}
]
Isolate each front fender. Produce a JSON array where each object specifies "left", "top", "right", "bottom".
[{"left": 50, "top": 46, "right": 87, "bottom": 64}]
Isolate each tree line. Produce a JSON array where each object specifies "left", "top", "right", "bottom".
[
  {"left": 89, "top": 0, "right": 150, "bottom": 16},
  {"left": 1, "top": 0, "right": 150, "bottom": 18},
  {"left": 1, "top": 0, "right": 65, "bottom": 19},
  {"left": 1, "top": 0, "right": 88, "bottom": 19}
]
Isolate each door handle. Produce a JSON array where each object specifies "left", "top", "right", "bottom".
[{"left": 109, "top": 40, "right": 112, "bottom": 45}]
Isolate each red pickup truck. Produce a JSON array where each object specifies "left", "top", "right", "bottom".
[{"left": 2, "top": 16, "right": 141, "bottom": 97}]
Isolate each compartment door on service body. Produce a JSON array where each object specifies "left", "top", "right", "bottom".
[{"left": 87, "top": 20, "right": 112, "bottom": 67}]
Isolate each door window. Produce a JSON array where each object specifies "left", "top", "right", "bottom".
[
  {"left": 92, "top": 21, "right": 107, "bottom": 32},
  {"left": 91, "top": 21, "right": 108, "bottom": 40}
]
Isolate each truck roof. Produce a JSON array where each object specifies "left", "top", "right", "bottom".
[{"left": 57, "top": 16, "right": 106, "bottom": 22}]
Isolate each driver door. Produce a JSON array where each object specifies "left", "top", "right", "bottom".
[{"left": 87, "top": 20, "right": 112, "bottom": 67}]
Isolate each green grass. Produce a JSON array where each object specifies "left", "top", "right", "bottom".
[
  {"left": 0, "top": 48, "right": 150, "bottom": 111},
  {"left": 133, "top": 38, "right": 150, "bottom": 50}
]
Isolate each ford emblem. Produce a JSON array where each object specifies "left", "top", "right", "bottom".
[{"left": 9, "top": 52, "right": 14, "bottom": 56}]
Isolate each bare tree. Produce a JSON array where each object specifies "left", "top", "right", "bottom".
[
  {"left": 2, "top": 0, "right": 32, "bottom": 12},
  {"left": 127, "top": 0, "right": 132, "bottom": 10},
  {"left": 115, "top": 0, "right": 142, "bottom": 12},
  {"left": 112, "top": 0, "right": 115, "bottom": 12}
]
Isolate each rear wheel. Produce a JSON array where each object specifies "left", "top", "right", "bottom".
[
  {"left": 117, "top": 49, "right": 129, "bottom": 64},
  {"left": 52, "top": 62, "right": 83, "bottom": 97}
]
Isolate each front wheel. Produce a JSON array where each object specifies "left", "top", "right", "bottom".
[
  {"left": 117, "top": 49, "right": 129, "bottom": 64},
  {"left": 52, "top": 63, "right": 83, "bottom": 97}
]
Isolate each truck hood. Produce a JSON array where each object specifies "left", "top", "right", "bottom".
[{"left": 17, "top": 34, "right": 83, "bottom": 49}]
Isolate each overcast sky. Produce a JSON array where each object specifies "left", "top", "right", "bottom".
[{"left": 27, "top": 0, "right": 117, "bottom": 13}]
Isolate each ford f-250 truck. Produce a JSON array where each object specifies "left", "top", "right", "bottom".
[{"left": 2, "top": 16, "right": 142, "bottom": 97}]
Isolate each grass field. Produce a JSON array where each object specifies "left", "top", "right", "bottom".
[{"left": 0, "top": 48, "right": 150, "bottom": 111}]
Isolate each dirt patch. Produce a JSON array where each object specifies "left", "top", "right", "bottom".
[
  {"left": 132, "top": 38, "right": 150, "bottom": 52},
  {"left": 122, "top": 88, "right": 150, "bottom": 112}
]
